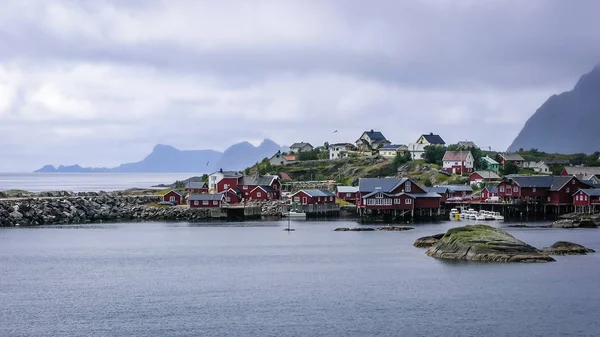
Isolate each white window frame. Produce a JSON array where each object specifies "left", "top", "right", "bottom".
[
  {"left": 194, "top": 201, "right": 199, "bottom": 205},
  {"left": 566, "top": 187, "right": 570, "bottom": 193},
  {"left": 500, "top": 186, "right": 505, "bottom": 192},
  {"left": 213, "top": 200, "right": 219, "bottom": 205},
  {"left": 202, "top": 200, "right": 209, "bottom": 205},
  {"left": 243, "top": 185, "right": 248, "bottom": 190},
  {"left": 346, "top": 193, "right": 352, "bottom": 197},
  {"left": 532, "top": 188, "right": 536, "bottom": 193},
  {"left": 405, "top": 181, "right": 411, "bottom": 192},
  {"left": 257, "top": 192, "right": 262, "bottom": 197},
  {"left": 294, "top": 197, "right": 300, "bottom": 202},
  {"left": 405, "top": 199, "right": 412, "bottom": 205},
  {"left": 169, "top": 196, "right": 176, "bottom": 202}
]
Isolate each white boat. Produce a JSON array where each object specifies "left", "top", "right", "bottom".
[
  {"left": 493, "top": 212, "right": 504, "bottom": 221},
  {"left": 450, "top": 208, "right": 459, "bottom": 216},
  {"left": 475, "top": 212, "right": 487, "bottom": 221},
  {"left": 482, "top": 211, "right": 495, "bottom": 220},
  {"left": 465, "top": 209, "right": 478, "bottom": 219},
  {"left": 286, "top": 211, "right": 306, "bottom": 219}
]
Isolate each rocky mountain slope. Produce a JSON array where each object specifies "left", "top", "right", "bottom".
[{"left": 508, "top": 65, "right": 600, "bottom": 153}]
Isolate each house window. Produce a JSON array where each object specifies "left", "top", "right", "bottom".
[
  {"left": 169, "top": 196, "right": 176, "bottom": 202},
  {"left": 194, "top": 201, "right": 199, "bottom": 205},
  {"left": 514, "top": 186, "right": 519, "bottom": 192},
  {"left": 226, "top": 197, "right": 231, "bottom": 202},
  {"left": 532, "top": 188, "right": 536, "bottom": 193},
  {"left": 224, "top": 184, "right": 229, "bottom": 189},
  {"left": 394, "top": 198, "right": 401, "bottom": 204},
  {"left": 566, "top": 188, "right": 570, "bottom": 193},
  {"left": 213, "top": 201, "right": 218, "bottom": 205},
  {"left": 405, "top": 199, "right": 412, "bottom": 205},
  {"left": 346, "top": 193, "right": 352, "bottom": 197},
  {"left": 243, "top": 186, "right": 248, "bottom": 190},
  {"left": 257, "top": 192, "right": 262, "bottom": 197},
  {"left": 500, "top": 186, "right": 505, "bottom": 192},
  {"left": 203, "top": 200, "right": 209, "bottom": 205},
  {"left": 548, "top": 197, "right": 551, "bottom": 202},
  {"left": 405, "top": 182, "right": 411, "bottom": 192},
  {"left": 572, "top": 180, "right": 575, "bottom": 185}
]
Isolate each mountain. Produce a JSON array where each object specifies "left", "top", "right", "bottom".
[
  {"left": 34, "top": 139, "right": 286, "bottom": 173},
  {"left": 508, "top": 65, "right": 600, "bottom": 153}
]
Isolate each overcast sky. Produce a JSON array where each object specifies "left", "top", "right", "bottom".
[{"left": 1, "top": 0, "right": 600, "bottom": 172}]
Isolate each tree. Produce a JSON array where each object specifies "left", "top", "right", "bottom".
[
  {"left": 174, "top": 180, "right": 185, "bottom": 189},
  {"left": 201, "top": 174, "right": 209, "bottom": 183},
  {"left": 298, "top": 150, "right": 319, "bottom": 161},
  {"left": 501, "top": 162, "right": 518, "bottom": 175},
  {"left": 392, "top": 152, "right": 411, "bottom": 169},
  {"left": 423, "top": 145, "right": 446, "bottom": 165}
]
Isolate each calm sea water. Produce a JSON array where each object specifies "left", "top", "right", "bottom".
[
  {"left": 1, "top": 219, "right": 599, "bottom": 337},
  {"left": 0, "top": 173, "right": 200, "bottom": 192}
]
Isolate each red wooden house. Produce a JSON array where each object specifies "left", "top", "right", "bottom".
[
  {"left": 561, "top": 167, "right": 600, "bottom": 179},
  {"left": 442, "top": 151, "right": 474, "bottom": 175},
  {"left": 208, "top": 170, "right": 281, "bottom": 200},
  {"left": 481, "top": 186, "right": 498, "bottom": 200},
  {"left": 469, "top": 171, "right": 500, "bottom": 184},
  {"left": 336, "top": 186, "right": 358, "bottom": 203},
  {"left": 248, "top": 186, "right": 275, "bottom": 201},
  {"left": 497, "top": 175, "right": 592, "bottom": 205},
  {"left": 163, "top": 190, "right": 185, "bottom": 205},
  {"left": 185, "top": 182, "right": 208, "bottom": 194},
  {"left": 547, "top": 176, "right": 591, "bottom": 205},
  {"left": 189, "top": 193, "right": 226, "bottom": 208},
  {"left": 224, "top": 189, "right": 242, "bottom": 204},
  {"left": 290, "top": 190, "right": 336, "bottom": 205},
  {"left": 357, "top": 178, "right": 441, "bottom": 213},
  {"left": 573, "top": 189, "right": 600, "bottom": 206}
]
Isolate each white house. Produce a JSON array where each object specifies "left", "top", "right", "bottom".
[
  {"left": 408, "top": 133, "right": 445, "bottom": 160},
  {"left": 329, "top": 143, "right": 355, "bottom": 160},
  {"left": 269, "top": 151, "right": 296, "bottom": 166},
  {"left": 379, "top": 144, "right": 408, "bottom": 158},
  {"left": 442, "top": 151, "right": 474, "bottom": 175},
  {"left": 208, "top": 169, "right": 242, "bottom": 192},
  {"left": 524, "top": 161, "right": 550, "bottom": 174},
  {"left": 355, "top": 130, "right": 391, "bottom": 151},
  {"left": 289, "top": 142, "right": 314, "bottom": 153}
]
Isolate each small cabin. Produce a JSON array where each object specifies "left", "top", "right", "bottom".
[{"left": 163, "top": 190, "right": 185, "bottom": 205}]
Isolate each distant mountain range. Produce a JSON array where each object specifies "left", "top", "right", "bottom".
[
  {"left": 35, "top": 139, "right": 286, "bottom": 173},
  {"left": 508, "top": 65, "right": 600, "bottom": 154}
]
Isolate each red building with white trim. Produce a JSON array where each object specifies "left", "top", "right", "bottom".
[
  {"left": 163, "top": 190, "right": 185, "bottom": 205},
  {"left": 290, "top": 190, "right": 336, "bottom": 205}
]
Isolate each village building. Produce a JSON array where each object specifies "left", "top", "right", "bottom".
[
  {"left": 290, "top": 189, "right": 336, "bottom": 205},
  {"left": 185, "top": 181, "right": 208, "bottom": 194},
  {"left": 379, "top": 144, "right": 408, "bottom": 158},
  {"left": 436, "top": 184, "right": 473, "bottom": 198},
  {"left": 162, "top": 190, "right": 185, "bottom": 205},
  {"left": 408, "top": 133, "right": 445, "bottom": 160},
  {"left": 561, "top": 166, "right": 600, "bottom": 179},
  {"left": 498, "top": 153, "right": 525, "bottom": 168},
  {"left": 288, "top": 142, "right": 314, "bottom": 153},
  {"left": 189, "top": 193, "right": 226, "bottom": 208},
  {"left": 442, "top": 151, "right": 474, "bottom": 174},
  {"left": 457, "top": 140, "right": 478, "bottom": 149},
  {"left": 269, "top": 151, "right": 296, "bottom": 166},
  {"left": 480, "top": 156, "right": 500, "bottom": 173},
  {"left": 470, "top": 171, "right": 501, "bottom": 184},
  {"left": 208, "top": 169, "right": 243, "bottom": 192},
  {"left": 336, "top": 186, "right": 359, "bottom": 203},
  {"left": 329, "top": 143, "right": 356, "bottom": 160},
  {"left": 497, "top": 175, "right": 592, "bottom": 205},
  {"left": 481, "top": 185, "right": 499, "bottom": 200},
  {"left": 355, "top": 130, "right": 391, "bottom": 152},
  {"left": 357, "top": 177, "right": 441, "bottom": 214},
  {"left": 247, "top": 185, "right": 276, "bottom": 201},
  {"left": 524, "top": 161, "right": 551, "bottom": 174},
  {"left": 573, "top": 189, "right": 600, "bottom": 211},
  {"left": 208, "top": 170, "right": 281, "bottom": 199}
]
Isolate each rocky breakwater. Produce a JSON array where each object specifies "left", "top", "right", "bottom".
[
  {"left": 0, "top": 195, "right": 209, "bottom": 226},
  {"left": 426, "top": 225, "right": 555, "bottom": 263}
]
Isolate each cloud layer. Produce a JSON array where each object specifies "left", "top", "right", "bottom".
[{"left": 1, "top": 0, "right": 600, "bottom": 171}]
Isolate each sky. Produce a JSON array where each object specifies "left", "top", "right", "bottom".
[{"left": 1, "top": 0, "right": 600, "bottom": 172}]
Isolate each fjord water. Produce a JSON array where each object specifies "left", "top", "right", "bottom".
[
  {"left": 0, "top": 173, "right": 198, "bottom": 192},
  {"left": 1, "top": 220, "right": 599, "bottom": 337}
]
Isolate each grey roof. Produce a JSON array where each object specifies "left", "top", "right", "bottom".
[
  {"left": 550, "top": 176, "right": 576, "bottom": 191},
  {"left": 186, "top": 181, "right": 207, "bottom": 189},
  {"left": 165, "top": 190, "right": 185, "bottom": 197},
  {"left": 483, "top": 185, "right": 498, "bottom": 194},
  {"left": 508, "top": 176, "right": 555, "bottom": 188},
  {"left": 500, "top": 153, "right": 525, "bottom": 161},
  {"left": 436, "top": 185, "right": 473, "bottom": 192},
  {"left": 337, "top": 186, "right": 358, "bottom": 193},
  {"left": 188, "top": 193, "right": 224, "bottom": 201},
  {"left": 457, "top": 141, "right": 477, "bottom": 148},
  {"left": 427, "top": 186, "right": 449, "bottom": 194},
  {"left": 358, "top": 178, "right": 407, "bottom": 193},
  {"left": 298, "top": 189, "right": 335, "bottom": 197},
  {"left": 576, "top": 189, "right": 600, "bottom": 197},
  {"left": 481, "top": 156, "right": 499, "bottom": 165},
  {"left": 240, "top": 175, "right": 278, "bottom": 186},
  {"left": 545, "top": 160, "right": 569, "bottom": 165},
  {"left": 407, "top": 192, "right": 441, "bottom": 199},
  {"left": 212, "top": 170, "right": 242, "bottom": 178},
  {"left": 364, "top": 130, "right": 387, "bottom": 141},
  {"left": 289, "top": 142, "right": 313, "bottom": 149},
  {"left": 380, "top": 144, "right": 407, "bottom": 150},
  {"left": 472, "top": 171, "right": 500, "bottom": 180},
  {"left": 421, "top": 133, "right": 445, "bottom": 145},
  {"left": 330, "top": 143, "right": 354, "bottom": 147},
  {"left": 563, "top": 166, "right": 600, "bottom": 176}
]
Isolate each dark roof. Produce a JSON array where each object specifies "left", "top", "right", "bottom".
[
  {"left": 545, "top": 160, "right": 569, "bottom": 165},
  {"left": 240, "top": 175, "right": 278, "bottom": 186},
  {"left": 575, "top": 189, "right": 600, "bottom": 197},
  {"left": 436, "top": 184, "right": 473, "bottom": 192},
  {"left": 186, "top": 181, "right": 207, "bottom": 189},
  {"left": 427, "top": 186, "right": 449, "bottom": 194},
  {"left": 421, "top": 133, "right": 445, "bottom": 145},
  {"left": 289, "top": 142, "right": 313, "bottom": 149},
  {"left": 358, "top": 178, "right": 407, "bottom": 193},
  {"left": 500, "top": 153, "right": 525, "bottom": 161},
  {"left": 188, "top": 193, "right": 224, "bottom": 201},
  {"left": 297, "top": 189, "right": 335, "bottom": 197},
  {"left": 549, "top": 176, "right": 574, "bottom": 191},
  {"left": 212, "top": 170, "right": 242, "bottom": 178},
  {"left": 483, "top": 185, "right": 498, "bottom": 194},
  {"left": 508, "top": 176, "right": 555, "bottom": 188},
  {"left": 361, "top": 191, "right": 440, "bottom": 199},
  {"left": 563, "top": 167, "right": 600, "bottom": 176},
  {"left": 471, "top": 171, "right": 500, "bottom": 180},
  {"left": 364, "top": 130, "right": 386, "bottom": 141},
  {"left": 380, "top": 144, "right": 407, "bottom": 150}
]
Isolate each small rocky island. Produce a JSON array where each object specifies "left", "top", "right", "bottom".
[
  {"left": 541, "top": 241, "right": 596, "bottom": 255},
  {"left": 413, "top": 233, "right": 445, "bottom": 248},
  {"left": 425, "top": 225, "right": 555, "bottom": 263}
]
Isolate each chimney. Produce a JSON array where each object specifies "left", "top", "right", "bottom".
[
  {"left": 370, "top": 129, "right": 374, "bottom": 132},
  {"left": 219, "top": 168, "right": 223, "bottom": 173},
  {"left": 430, "top": 132, "right": 433, "bottom": 135}
]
